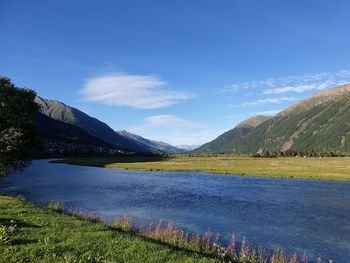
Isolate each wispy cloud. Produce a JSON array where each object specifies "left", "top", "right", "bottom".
[
  {"left": 80, "top": 73, "right": 191, "bottom": 109},
  {"left": 241, "top": 97, "right": 297, "bottom": 106},
  {"left": 222, "top": 69, "right": 350, "bottom": 95},
  {"left": 147, "top": 129, "right": 226, "bottom": 146},
  {"left": 264, "top": 82, "right": 333, "bottom": 95},
  {"left": 126, "top": 115, "right": 225, "bottom": 145},
  {"left": 144, "top": 115, "right": 200, "bottom": 129}
]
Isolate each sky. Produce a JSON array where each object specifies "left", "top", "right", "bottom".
[{"left": 1, "top": 0, "right": 350, "bottom": 145}]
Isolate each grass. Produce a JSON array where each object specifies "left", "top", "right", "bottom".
[
  {"left": 54, "top": 155, "right": 350, "bottom": 181},
  {"left": 0, "top": 195, "right": 320, "bottom": 263},
  {"left": 0, "top": 195, "right": 220, "bottom": 263}
]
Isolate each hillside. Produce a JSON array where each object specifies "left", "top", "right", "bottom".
[
  {"left": 34, "top": 112, "right": 124, "bottom": 154},
  {"left": 115, "top": 130, "right": 185, "bottom": 154},
  {"left": 35, "top": 97, "right": 181, "bottom": 154},
  {"left": 196, "top": 83, "right": 350, "bottom": 154},
  {"left": 192, "top": 115, "right": 271, "bottom": 153}
]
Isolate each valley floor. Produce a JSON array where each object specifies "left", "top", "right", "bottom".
[
  {"left": 0, "top": 195, "right": 218, "bottom": 263},
  {"left": 55, "top": 155, "right": 350, "bottom": 181}
]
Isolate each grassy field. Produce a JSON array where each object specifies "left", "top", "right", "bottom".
[
  {"left": 54, "top": 155, "right": 350, "bottom": 181},
  {"left": 0, "top": 195, "right": 219, "bottom": 263}
]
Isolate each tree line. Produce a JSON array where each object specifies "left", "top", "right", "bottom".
[{"left": 252, "top": 149, "right": 344, "bottom": 158}]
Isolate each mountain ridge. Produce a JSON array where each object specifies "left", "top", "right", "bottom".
[
  {"left": 192, "top": 115, "right": 272, "bottom": 154},
  {"left": 194, "top": 83, "right": 350, "bottom": 154},
  {"left": 35, "top": 96, "right": 182, "bottom": 154},
  {"left": 115, "top": 130, "right": 185, "bottom": 154},
  {"left": 34, "top": 112, "right": 126, "bottom": 155}
]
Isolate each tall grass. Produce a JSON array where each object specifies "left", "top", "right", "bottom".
[
  {"left": 66, "top": 209, "right": 331, "bottom": 263},
  {"left": 48, "top": 201, "right": 331, "bottom": 263},
  {"left": 47, "top": 201, "right": 64, "bottom": 212},
  {"left": 113, "top": 218, "right": 307, "bottom": 263}
]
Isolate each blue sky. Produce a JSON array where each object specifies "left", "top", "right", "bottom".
[{"left": 1, "top": 0, "right": 350, "bottom": 145}]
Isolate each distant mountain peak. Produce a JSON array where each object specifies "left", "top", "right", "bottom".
[
  {"left": 115, "top": 130, "right": 185, "bottom": 154},
  {"left": 176, "top": 145, "right": 201, "bottom": 151}
]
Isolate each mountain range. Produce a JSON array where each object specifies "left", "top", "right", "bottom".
[
  {"left": 194, "top": 83, "right": 350, "bottom": 154},
  {"left": 115, "top": 130, "right": 185, "bottom": 154},
  {"left": 175, "top": 145, "right": 200, "bottom": 151},
  {"left": 34, "top": 97, "right": 185, "bottom": 154},
  {"left": 34, "top": 83, "right": 350, "bottom": 156},
  {"left": 34, "top": 112, "right": 123, "bottom": 154}
]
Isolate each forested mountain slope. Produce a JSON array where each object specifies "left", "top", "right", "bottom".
[{"left": 195, "top": 84, "right": 350, "bottom": 154}]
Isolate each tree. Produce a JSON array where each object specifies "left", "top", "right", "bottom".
[
  {"left": 0, "top": 77, "right": 39, "bottom": 178},
  {"left": 262, "top": 150, "right": 270, "bottom": 158}
]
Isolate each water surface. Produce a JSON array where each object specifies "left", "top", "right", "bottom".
[{"left": 1, "top": 160, "right": 349, "bottom": 262}]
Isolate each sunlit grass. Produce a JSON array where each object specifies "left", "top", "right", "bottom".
[
  {"left": 0, "top": 195, "right": 219, "bottom": 263},
  {"left": 55, "top": 155, "right": 350, "bottom": 181},
  {"left": 1, "top": 196, "right": 329, "bottom": 262}
]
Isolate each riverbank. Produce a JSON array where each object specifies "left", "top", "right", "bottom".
[
  {"left": 1, "top": 195, "right": 307, "bottom": 263},
  {"left": 0, "top": 195, "right": 219, "bottom": 263},
  {"left": 54, "top": 155, "right": 350, "bottom": 181}
]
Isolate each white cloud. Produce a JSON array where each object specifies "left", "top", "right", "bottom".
[
  {"left": 144, "top": 115, "right": 200, "bottom": 129},
  {"left": 146, "top": 129, "right": 226, "bottom": 146},
  {"left": 241, "top": 97, "right": 297, "bottom": 107},
  {"left": 126, "top": 115, "right": 225, "bottom": 145},
  {"left": 222, "top": 69, "right": 350, "bottom": 95},
  {"left": 80, "top": 73, "right": 191, "bottom": 109},
  {"left": 263, "top": 82, "right": 334, "bottom": 95}
]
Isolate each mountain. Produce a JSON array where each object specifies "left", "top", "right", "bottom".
[
  {"left": 192, "top": 115, "right": 272, "bottom": 154},
  {"left": 34, "top": 112, "right": 124, "bottom": 154},
  {"left": 115, "top": 130, "right": 185, "bottom": 154},
  {"left": 235, "top": 115, "right": 273, "bottom": 129},
  {"left": 35, "top": 97, "right": 182, "bottom": 154},
  {"left": 176, "top": 145, "right": 201, "bottom": 151},
  {"left": 195, "top": 83, "right": 350, "bottom": 154}
]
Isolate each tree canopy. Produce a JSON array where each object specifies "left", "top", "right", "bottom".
[{"left": 0, "top": 77, "right": 39, "bottom": 178}]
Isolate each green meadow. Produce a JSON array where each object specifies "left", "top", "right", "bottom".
[{"left": 55, "top": 155, "right": 350, "bottom": 181}]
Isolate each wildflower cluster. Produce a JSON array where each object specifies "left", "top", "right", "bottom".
[
  {"left": 46, "top": 201, "right": 332, "bottom": 263},
  {"left": 111, "top": 218, "right": 323, "bottom": 263}
]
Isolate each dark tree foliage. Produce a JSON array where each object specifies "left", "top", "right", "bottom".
[{"left": 0, "top": 77, "right": 39, "bottom": 178}]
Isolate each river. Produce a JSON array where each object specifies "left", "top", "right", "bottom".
[{"left": 1, "top": 160, "right": 349, "bottom": 262}]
